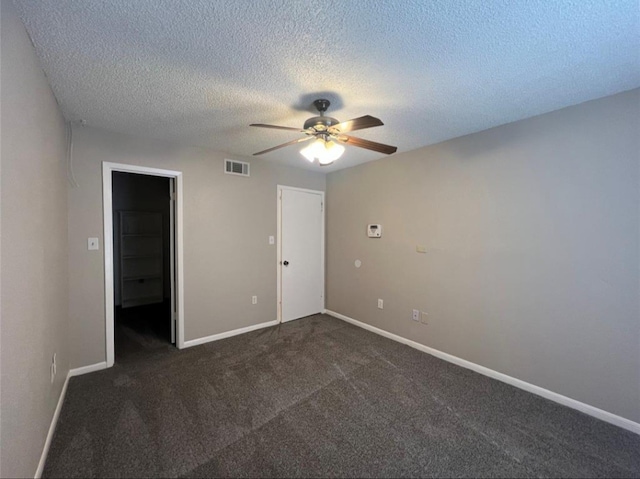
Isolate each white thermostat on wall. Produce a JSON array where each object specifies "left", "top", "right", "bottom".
[{"left": 367, "top": 224, "right": 382, "bottom": 238}]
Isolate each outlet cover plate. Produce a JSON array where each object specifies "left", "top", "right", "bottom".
[{"left": 88, "top": 237, "right": 99, "bottom": 250}]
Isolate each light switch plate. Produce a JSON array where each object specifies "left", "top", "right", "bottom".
[
  {"left": 269, "top": 236, "right": 275, "bottom": 245},
  {"left": 88, "top": 237, "right": 99, "bottom": 250}
]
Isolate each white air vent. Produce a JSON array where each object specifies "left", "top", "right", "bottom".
[{"left": 224, "top": 159, "right": 250, "bottom": 177}]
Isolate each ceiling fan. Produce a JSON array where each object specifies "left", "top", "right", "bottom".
[{"left": 250, "top": 99, "right": 397, "bottom": 166}]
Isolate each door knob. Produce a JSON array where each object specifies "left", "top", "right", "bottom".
[{"left": 283, "top": 260, "right": 289, "bottom": 266}]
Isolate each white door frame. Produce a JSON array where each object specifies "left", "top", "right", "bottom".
[
  {"left": 102, "top": 162, "right": 185, "bottom": 367},
  {"left": 276, "top": 185, "right": 325, "bottom": 323},
  {"left": 169, "top": 177, "right": 176, "bottom": 345}
]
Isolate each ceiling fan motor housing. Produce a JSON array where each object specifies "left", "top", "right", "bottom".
[
  {"left": 304, "top": 98, "right": 338, "bottom": 131},
  {"left": 304, "top": 115, "right": 339, "bottom": 131}
]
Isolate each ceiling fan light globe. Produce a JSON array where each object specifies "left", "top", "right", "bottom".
[
  {"left": 323, "top": 140, "right": 345, "bottom": 162},
  {"left": 300, "top": 138, "right": 345, "bottom": 164},
  {"left": 300, "top": 138, "right": 326, "bottom": 162}
]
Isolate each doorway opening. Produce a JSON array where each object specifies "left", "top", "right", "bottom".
[
  {"left": 113, "top": 172, "right": 172, "bottom": 361},
  {"left": 103, "top": 162, "right": 184, "bottom": 367}
]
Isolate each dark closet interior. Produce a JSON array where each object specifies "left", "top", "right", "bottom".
[{"left": 112, "top": 172, "right": 172, "bottom": 361}]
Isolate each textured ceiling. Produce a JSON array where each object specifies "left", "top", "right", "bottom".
[{"left": 13, "top": 0, "right": 640, "bottom": 172}]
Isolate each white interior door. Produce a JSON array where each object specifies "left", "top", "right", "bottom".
[
  {"left": 280, "top": 187, "right": 324, "bottom": 322},
  {"left": 169, "top": 178, "right": 176, "bottom": 344}
]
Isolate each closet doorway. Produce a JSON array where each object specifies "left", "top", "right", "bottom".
[{"left": 102, "top": 162, "right": 184, "bottom": 367}]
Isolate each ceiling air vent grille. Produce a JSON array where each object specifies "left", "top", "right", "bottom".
[{"left": 224, "top": 159, "right": 250, "bottom": 177}]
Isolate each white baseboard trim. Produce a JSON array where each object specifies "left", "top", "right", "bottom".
[
  {"left": 324, "top": 309, "right": 640, "bottom": 436},
  {"left": 35, "top": 373, "right": 70, "bottom": 478},
  {"left": 183, "top": 319, "right": 280, "bottom": 348},
  {"left": 36, "top": 360, "right": 110, "bottom": 477},
  {"left": 69, "top": 361, "right": 108, "bottom": 377}
]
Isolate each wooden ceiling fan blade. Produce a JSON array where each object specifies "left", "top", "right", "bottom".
[
  {"left": 253, "top": 136, "right": 313, "bottom": 155},
  {"left": 329, "top": 115, "right": 384, "bottom": 133},
  {"left": 250, "top": 123, "right": 305, "bottom": 132},
  {"left": 338, "top": 135, "right": 397, "bottom": 154}
]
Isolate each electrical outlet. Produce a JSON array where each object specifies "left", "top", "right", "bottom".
[
  {"left": 377, "top": 299, "right": 384, "bottom": 309},
  {"left": 252, "top": 295, "right": 257, "bottom": 305},
  {"left": 412, "top": 309, "right": 420, "bottom": 321},
  {"left": 87, "top": 237, "right": 99, "bottom": 250},
  {"left": 421, "top": 311, "right": 429, "bottom": 324}
]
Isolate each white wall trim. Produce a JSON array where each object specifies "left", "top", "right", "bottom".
[
  {"left": 183, "top": 319, "right": 279, "bottom": 348},
  {"left": 34, "top": 374, "right": 70, "bottom": 478},
  {"left": 276, "top": 185, "right": 325, "bottom": 323},
  {"left": 324, "top": 309, "right": 640, "bottom": 436},
  {"left": 69, "top": 362, "right": 108, "bottom": 377},
  {"left": 102, "top": 162, "right": 186, "bottom": 368}
]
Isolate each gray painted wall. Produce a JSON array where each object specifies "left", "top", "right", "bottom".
[
  {"left": 68, "top": 126, "right": 325, "bottom": 368},
  {"left": 326, "top": 89, "right": 640, "bottom": 423},
  {"left": 0, "top": 2, "right": 70, "bottom": 476}
]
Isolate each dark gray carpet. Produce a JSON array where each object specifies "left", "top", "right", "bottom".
[{"left": 44, "top": 314, "right": 640, "bottom": 478}]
